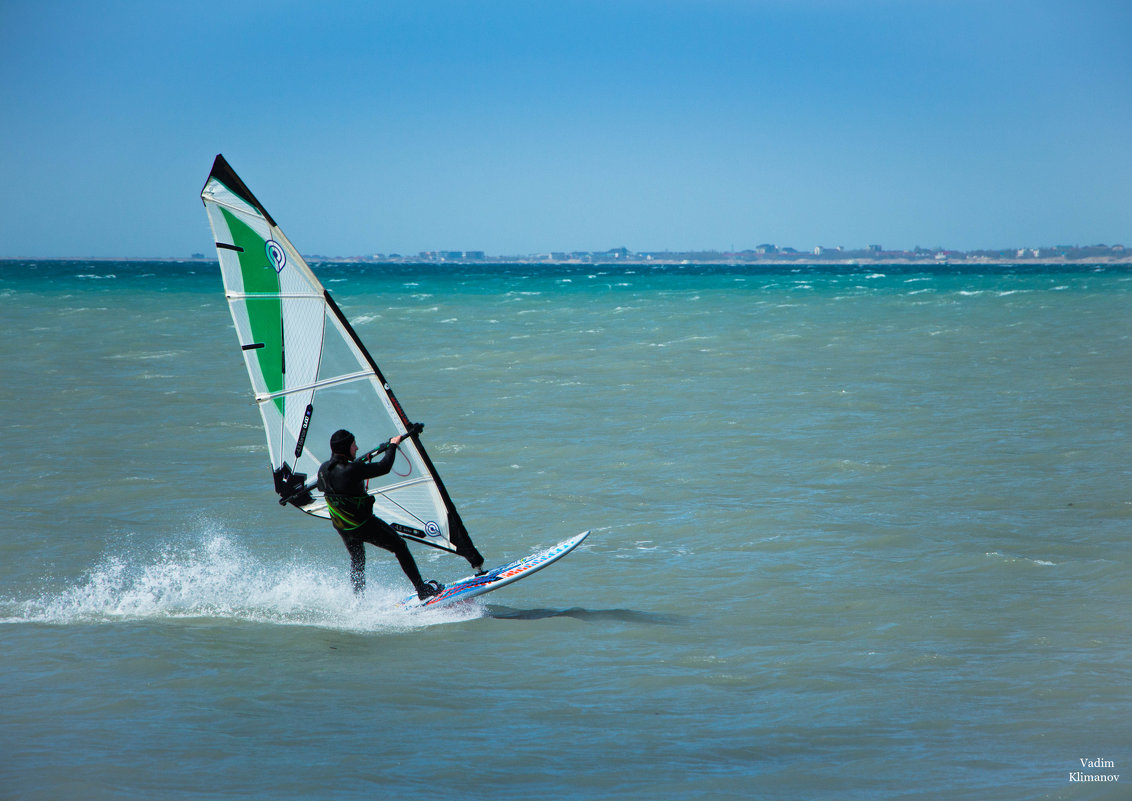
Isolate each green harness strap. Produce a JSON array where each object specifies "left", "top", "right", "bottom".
[{"left": 324, "top": 493, "right": 370, "bottom": 532}]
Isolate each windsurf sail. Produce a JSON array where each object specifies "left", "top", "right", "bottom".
[{"left": 200, "top": 154, "right": 483, "bottom": 567}]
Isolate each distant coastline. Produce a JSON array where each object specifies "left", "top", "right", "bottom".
[
  {"left": 7, "top": 243, "right": 1131, "bottom": 266},
  {"left": 295, "top": 243, "right": 1132, "bottom": 266}
]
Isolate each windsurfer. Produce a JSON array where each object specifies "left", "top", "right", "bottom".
[{"left": 317, "top": 429, "right": 445, "bottom": 600}]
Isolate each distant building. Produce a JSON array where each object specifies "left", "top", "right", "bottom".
[{"left": 417, "top": 250, "right": 486, "bottom": 261}]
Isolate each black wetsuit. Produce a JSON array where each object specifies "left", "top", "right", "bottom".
[{"left": 316, "top": 445, "right": 425, "bottom": 595}]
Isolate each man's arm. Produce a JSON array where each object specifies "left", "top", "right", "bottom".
[{"left": 352, "top": 436, "right": 404, "bottom": 480}]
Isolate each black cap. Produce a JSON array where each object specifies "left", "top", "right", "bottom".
[{"left": 330, "top": 429, "right": 355, "bottom": 454}]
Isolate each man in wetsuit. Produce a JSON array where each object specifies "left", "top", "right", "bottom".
[{"left": 317, "top": 429, "right": 444, "bottom": 601}]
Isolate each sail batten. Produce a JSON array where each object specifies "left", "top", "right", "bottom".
[
  {"left": 200, "top": 154, "right": 482, "bottom": 566},
  {"left": 254, "top": 370, "right": 373, "bottom": 402},
  {"left": 227, "top": 292, "right": 326, "bottom": 300}
]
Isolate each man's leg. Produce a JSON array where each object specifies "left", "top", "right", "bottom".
[
  {"left": 359, "top": 517, "right": 425, "bottom": 591},
  {"left": 449, "top": 519, "right": 485, "bottom": 572},
  {"left": 338, "top": 531, "right": 367, "bottom": 594}
]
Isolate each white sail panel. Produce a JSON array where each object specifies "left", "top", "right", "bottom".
[{"left": 200, "top": 155, "right": 481, "bottom": 565}]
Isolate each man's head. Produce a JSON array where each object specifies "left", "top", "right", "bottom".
[{"left": 330, "top": 429, "right": 356, "bottom": 455}]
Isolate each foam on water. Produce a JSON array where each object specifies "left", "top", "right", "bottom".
[{"left": 2, "top": 529, "right": 482, "bottom": 632}]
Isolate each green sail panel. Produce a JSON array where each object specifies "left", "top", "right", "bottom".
[{"left": 220, "top": 207, "right": 284, "bottom": 413}]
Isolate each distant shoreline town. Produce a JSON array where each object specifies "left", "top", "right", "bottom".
[
  {"left": 16, "top": 243, "right": 1130, "bottom": 265},
  {"left": 189, "top": 243, "right": 1131, "bottom": 266}
]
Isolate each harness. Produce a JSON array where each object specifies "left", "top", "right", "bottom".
[{"left": 317, "top": 462, "right": 375, "bottom": 532}]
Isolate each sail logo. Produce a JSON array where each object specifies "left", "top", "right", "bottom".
[
  {"left": 425, "top": 521, "right": 442, "bottom": 537},
  {"left": 265, "top": 240, "right": 287, "bottom": 273}
]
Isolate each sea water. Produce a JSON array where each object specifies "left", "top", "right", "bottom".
[{"left": 1, "top": 260, "right": 1129, "bottom": 800}]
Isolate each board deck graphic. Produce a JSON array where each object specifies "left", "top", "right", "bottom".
[{"left": 398, "top": 532, "right": 589, "bottom": 611}]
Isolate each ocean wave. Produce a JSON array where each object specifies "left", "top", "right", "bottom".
[
  {"left": 107, "top": 350, "right": 182, "bottom": 361},
  {"left": 985, "top": 551, "right": 1057, "bottom": 567}
]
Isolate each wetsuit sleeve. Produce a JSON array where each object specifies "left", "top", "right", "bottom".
[{"left": 348, "top": 442, "right": 398, "bottom": 481}]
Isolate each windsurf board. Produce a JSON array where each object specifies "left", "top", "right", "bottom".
[{"left": 397, "top": 531, "right": 589, "bottom": 611}]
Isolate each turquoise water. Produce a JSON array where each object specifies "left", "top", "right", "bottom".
[{"left": 1, "top": 260, "right": 1129, "bottom": 800}]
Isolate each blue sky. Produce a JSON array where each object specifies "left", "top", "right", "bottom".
[{"left": 2, "top": 0, "right": 1130, "bottom": 258}]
